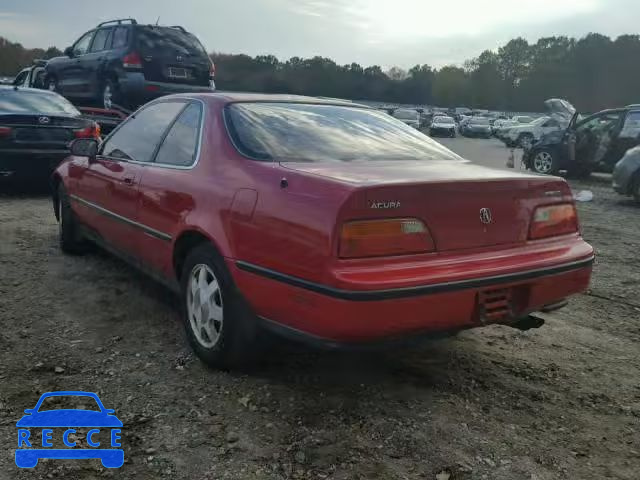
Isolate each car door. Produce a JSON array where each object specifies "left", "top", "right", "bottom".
[
  {"left": 59, "top": 30, "right": 95, "bottom": 96},
  {"left": 83, "top": 27, "right": 114, "bottom": 98},
  {"left": 607, "top": 110, "right": 640, "bottom": 169},
  {"left": 135, "top": 101, "right": 203, "bottom": 275},
  {"left": 569, "top": 111, "right": 623, "bottom": 167},
  {"left": 73, "top": 100, "right": 186, "bottom": 257}
]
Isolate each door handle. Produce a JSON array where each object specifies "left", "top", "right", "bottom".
[{"left": 123, "top": 177, "right": 136, "bottom": 186}]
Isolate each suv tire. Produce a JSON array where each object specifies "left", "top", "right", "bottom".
[
  {"left": 58, "top": 184, "right": 86, "bottom": 254},
  {"left": 632, "top": 172, "right": 640, "bottom": 204},
  {"left": 180, "top": 244, "right": 261, "bottom": 369}
]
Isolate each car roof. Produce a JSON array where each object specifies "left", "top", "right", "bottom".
[{"left": 172, "top": 91, "right": 368, "bottom": 107}]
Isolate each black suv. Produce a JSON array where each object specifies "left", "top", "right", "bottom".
[{"left": 44, "top": 19, "right": 214, "bottom": 110}]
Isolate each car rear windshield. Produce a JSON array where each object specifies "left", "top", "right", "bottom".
[
  {"left": 225, "top": 102, "right": 461, "bottom": 162},
  {"left": 136, "top": 26, "right": 208, "bottom": 57},
  {"left": 0, "top": 90, "right": 79, "bottom": 115}
]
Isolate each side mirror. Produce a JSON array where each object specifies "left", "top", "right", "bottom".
[
  {"left": 24, "top": 409, "right": 35, "bottom": 414},
  {"left": 64, "top": 46, "right": 74, "bottom": 57},
  {"left": 70, "top": 138, "right": 99, "bottom": 160},
  {"left": 105, "top": 409, "right": 115, "bottom": 414}
]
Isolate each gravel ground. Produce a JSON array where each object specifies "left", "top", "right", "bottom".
[{"left": 0, "top": 139, "right": 639, "bottom": 480}]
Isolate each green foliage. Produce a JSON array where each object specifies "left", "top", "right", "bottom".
[
  {"left": 0, "top": 37, "right": 61, "bottom": 76},
  {"left": 3, "top": 32, "right": 640, "bottom": 112}
]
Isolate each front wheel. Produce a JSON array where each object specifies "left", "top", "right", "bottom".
[
  {"left": 58, "top": 184, "right": 85, "bottom": 254},
  {"left": 181, "top": 244, "right": 261, "bottom": 369},
  {"left": 530, "top": 149, "right": 557, "bottom": 175},
  {"left": 632, "top": 172, "right": 640, "bottom": 204}
]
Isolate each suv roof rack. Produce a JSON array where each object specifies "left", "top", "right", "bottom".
[
  {"left": 98, "top": 18, "right": 137, "bottom": 27},
  {"left": 169, "top": 25, "right": 187, "bottom": 33}
]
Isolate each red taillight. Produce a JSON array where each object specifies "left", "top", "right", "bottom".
[
  {"left": 339, "top": 218, "right": 435, "bottom": 258},
  {"left": 74, "top": 122, "right": 101, "bottom": 139},
  {"left": 209, "top": 62, "right": 216, "bottom": 79},
  {"left": 123, "top": 51, "right": 142, "bottom": 69},
  {"left": 0, "top": 126, "right": 12, "bottom": 137},
  {"left": 529, "top": 204, "right": 578, "bottom": 239},
  {"left": 145, "top": 85, "right": 159, "bottom": 92}
]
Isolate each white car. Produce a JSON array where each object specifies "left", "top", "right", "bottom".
[
  {"left": 504, "top": 116, "right": 565, "bottom": 149},
  {"left": 392, "top": 108, "right": 421, "bottom": 129}
]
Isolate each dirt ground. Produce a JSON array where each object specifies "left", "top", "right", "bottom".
[{"left": 0, "top": 156, "right": 639, "bottom": 479}]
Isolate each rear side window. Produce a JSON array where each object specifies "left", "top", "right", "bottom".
[
  {"left": 101, "top": 102, "right": 185, "bottom": 162},
  {"left": 90, "top": 28, "right": 113, "bottom": 52},
  {"left": 155, "top": 103, "right": 202, "bottom": 166},
  {"left": 225, "top": 103, "right": 461, "bottom": 163},
  {"left": 136, "top": 26, "right": 207, "bottom": 56},
  {"left": 112, "top": 27, "right": 129, "bottom": 49}
]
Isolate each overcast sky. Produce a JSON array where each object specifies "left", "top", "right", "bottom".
[{"left": 1, "top": 0, "right": 639, "bottom": 68}]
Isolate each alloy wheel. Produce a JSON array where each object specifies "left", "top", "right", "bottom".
[
  {"left": 186, "top": 264, "right": 224, "bottom": 348},
  {"left": 533, "top": 151, "right": 553, "bottom": 174}
]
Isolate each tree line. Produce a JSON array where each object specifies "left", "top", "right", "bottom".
[
  {"left": 0, "top": 37, "right": 61, "bottom": 77},
  {"left": 2, "top": 33, "right": 640, "bottom": 113}
]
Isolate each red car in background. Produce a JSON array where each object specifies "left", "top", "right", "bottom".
[{"left": 52, "top": 93, "right": 594, "bottom": 368}]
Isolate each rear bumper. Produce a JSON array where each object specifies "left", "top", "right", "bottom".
[
  {"left": 430, "top": 127, "right": 455, "bottom": 136},
  {"left": 0, "top": 151, "right": 68, "bottom": 179},
  {"left": 118, "top": 72, "right": 213, "bottom": 102},
  {"left": 230, "top": 239, "right": 594, "bottom": 343}
]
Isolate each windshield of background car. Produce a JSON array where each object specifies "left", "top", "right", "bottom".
[
  {"left": 137, "top": 26, "right": 208, "bottom": 57},
  {"left": 470, "top": 118, "right": 489, "bottom": 125},
  {"left": 38, "top": 395, "right": 101, "bottom": 412},
  {"left": 393, "top": 109, "right": 418, "bottom": 120},
  {"left": 225, "top": 103, "right": 461, "bottom": 162},
  {"left": 0, "top": 90, "right": 80, "bottom": 115}
]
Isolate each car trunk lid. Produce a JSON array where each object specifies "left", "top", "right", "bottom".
[
  {"left": 0, "top": 114, "right": 87, "bottom": 148},
  {"left": 282, "top": 160, "right": 573, "bottom": 252}
]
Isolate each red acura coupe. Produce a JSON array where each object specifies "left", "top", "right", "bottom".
[{"left": 52, "top": 93, "right": 594, "bottom": 368}]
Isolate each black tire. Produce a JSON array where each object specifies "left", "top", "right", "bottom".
[
  {"left": 180, "top": 244, "right": 261, "bottom": 369},
  {"left": 58, "top": 184, "right": 85, "bottom": 254},
  {"left": 101, "top": 79, "right": 122, "bottom": 110},
  {"left": 529, "top": 148, "right": 558, "bottom": 175},
  {"left": 632, "top": 172, "right": 640, "bottom": 204},
  {"left": 567, "top": 163, "right": 593, "bottom": 179}
]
